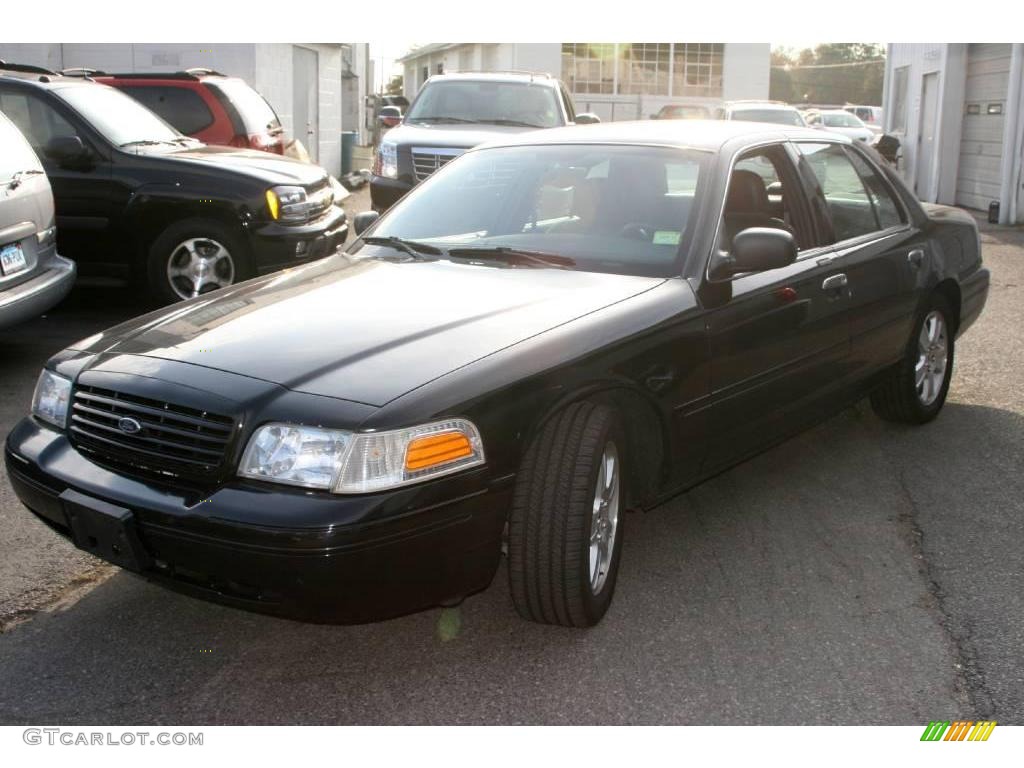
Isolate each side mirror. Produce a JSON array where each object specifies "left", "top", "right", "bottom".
[
  {"left": 708, "top": 227, "right": 797, "bottom": 280},
  {"left": 574, "top": 113, "right": 601, "bottom": 125},
  {"left": 378, "top": 106, "right": 402, "bottom": 128},
  {"left": 44, "top": 135, "right": 89, "bottom": 167},
  {"left": 353, "top": 210, "right": 380, "bottom": 236}
]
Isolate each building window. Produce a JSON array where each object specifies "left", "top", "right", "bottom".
[
  {"left": 891, "top": 66, "right": 909, "bottom": 133},
  {"left": 561, "top": 43, "right": 615, "bottom": 94},
  {"left": 621, "top": 43, "right": 671, "bottom": 95},
  {"left": 672, "top": 43, "right": 724, "bottom": 97}
]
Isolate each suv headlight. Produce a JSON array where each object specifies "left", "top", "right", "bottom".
[
  {"left": 31, "top": 369, "right": 72, "bottom": 428},
  {"left": 238, "top": 418, "right": 485, "bottom": 493},
  {"left": 373, "top": 141, "right": 398, "bottom": 179},
  {"left": 266, "top": 185, "right": 309, "bottom": 223}
]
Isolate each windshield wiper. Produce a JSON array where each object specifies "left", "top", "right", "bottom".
[
  {"left": 447, "top": 246, "right": 575, "bottom": 269},
  {"left": 7, "top": 169, "right": 44, "bottom": 190},
  {"left": 119, "top": 139, "right": 175, "bottom": 148},
  {"left": 361, "top": 236, "right": 443, "bottom": 260},
  {"left": 406, "top": 116, "right": 478, "bottom": 124},
  {"left": 486, "top": 119, "right": 547, "bottom": 128}
]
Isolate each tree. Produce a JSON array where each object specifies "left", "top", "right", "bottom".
[
  {"left": 770, "top": 44, "right": 885, "bottom": 105},
  {"left": 384, "top": 74, "right": 403, "bottom": 96}
]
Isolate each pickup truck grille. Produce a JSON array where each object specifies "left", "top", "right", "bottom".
[
  {"left": 69, "top": 385, "right": 235, "bottom": 478},
  {"left": 411, "top": 148, "right": 465, "bottom": 182}
]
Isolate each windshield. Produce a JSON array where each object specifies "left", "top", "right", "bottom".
[
  {"left": 55, "top": 84, "right": 182, "bottom": 146},
  {"left": 731, "top": 108, "right": 805, "bottom": 126},
  {"left": 405, "top": 80, "right": 563, "bottom": 128},
  {"left": 356, "top": 144, "right": 708, "bottom": 278},
  {"left": 0, "top": 112, "right": 44, "bottom": 181},
  {"left": 823, "top": 112, "right": 864, "bottom": 128},
  {"left": 206, "top": 79, "right": 282, "bottom": 132}
]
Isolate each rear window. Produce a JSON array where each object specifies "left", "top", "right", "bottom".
[
  {"left": 117, "top": 85, "right": 214, "bottom": 135},
  {"left": 0, "top": 111, "right": 43, "bottom": 181},
  {"left": 731, "top": 108, "right": 804, "bottom": 126},
  {"left": 205, "top": 79, "right": 281, "bottom": 133}
]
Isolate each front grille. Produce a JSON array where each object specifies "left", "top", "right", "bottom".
[
  {"left": 411, "top": 148, "right": 465, "bottom": 182},
  {"left": 69, "top": 385, "right": 235, "bottom": 478},
  {"left": 303, "top": 180, "right": 334, "bottom": 221}
]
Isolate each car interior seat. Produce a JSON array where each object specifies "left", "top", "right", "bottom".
[{"left": 722, "top": 169, "right": 795, "bottom": 248}]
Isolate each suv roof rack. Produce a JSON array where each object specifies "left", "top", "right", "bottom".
[
  {"left": 441, "top": 69, "right": 553, "bottom": 80},
  {"left": 184, "top": 67, "right": 225, "bottom": 76},
  {"left": 96, "top": 69, "right": 227, "bottom": 81},
  {"left": 59, "top": 67, "right": 108, "bottom": 78},
  {"left": 0, "top": 60, "right": 57, "bottom": 76}
]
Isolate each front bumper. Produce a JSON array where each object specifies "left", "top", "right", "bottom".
[
  {"left": 5, "top": 417, "right": 510, "bottom": 623},
  {"left": 249, "top": 205, "right": 349, "bottom": 275},
  {"left": 0, "top": 254, "right": 76, "bottom": 330}
]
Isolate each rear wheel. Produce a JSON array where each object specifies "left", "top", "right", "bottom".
[
  {"left": 508, "top": 401, "right": 626, "bottom": 627},
  {"left": 870, "top": 293, "right": 955, "bottom": 424},
  {"left": 147, "top": 218, "right": 252, "bottom": 304}
]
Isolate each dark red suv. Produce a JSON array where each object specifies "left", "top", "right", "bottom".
[{"left": 70, "top": 68, "right": 286, "bottom": 154}]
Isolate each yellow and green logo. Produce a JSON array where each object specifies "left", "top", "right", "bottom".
[{"left": 920, "top": 720, "right": 997, "bottom": 741}]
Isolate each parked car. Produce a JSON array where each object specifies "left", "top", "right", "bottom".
[
  {"left": 68, "top": 68, "right": 288, "bottom": 155},
  {"left": 0, "top": 64, "right": 347, "bottom": 303},
  {"left": 0, "top": 110, "right": 75, "bottom": 328},
  {"left": 650, "top": 104, "right": 711, "bottom": 120},
  {"left": 844, "top": 104, "right": 884, "bottom": 131},
  {"left": 714, "top": 100, "right": 807, "bottom": 127},
  {"left": 370, "top": 71, "right": 599, "bottom": 211},
  {"left": 379, "top": 94, "right": 410, "bottom": 111},
  {"left": 804, "top": 109, "right": 875, "bottom": 142},
  {"left": 5, "top": 120, "right": 989, "bottom": 627}
]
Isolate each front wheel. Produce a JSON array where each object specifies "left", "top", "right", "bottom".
[
  {"left": 870, "top": 293, "right": 955, "bottom": 424},
  {"left": 146, "top": 218, "right": 252, "bottom": 304},
  {"left": 507, "top": 401, "right": 626, "bottom": 627}
]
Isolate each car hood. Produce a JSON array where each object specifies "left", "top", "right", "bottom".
[
  {"left": 148, "top": 144, "right": 328, "bottom": 186},
  {"left": 384, "top": 122, "right": 544, "bottom": 150},
  {"left": 70, "top": 256, "right": 664, "bottom": 407}
]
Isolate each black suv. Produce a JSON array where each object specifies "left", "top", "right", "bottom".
[
  {"left": 370, "top": 71, "right": 598, "bottom": 211},
  {"left": 0, "top": 63, "right": 347, "bottom": 303}
]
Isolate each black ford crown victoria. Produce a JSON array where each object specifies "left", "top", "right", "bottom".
[{"left": 5, "top": 121, "right": 989, "bottom": 627}]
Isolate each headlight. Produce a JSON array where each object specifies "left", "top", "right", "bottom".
[
  {"left": 266, "top": 185, "right": 309, "bottom": 223},
  {"left": 238, "top": 418, "right": 485, "bottom": 493},
  {"left": 373, "top": 141, "right": 398, "bottom": 179},
  {"left": 31, "top": 369, "right": 71, "bottom": 428}
]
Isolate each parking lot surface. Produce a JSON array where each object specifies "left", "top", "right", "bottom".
[{"left": 1, "top": 202, "right": 1021, "bottom": 725}]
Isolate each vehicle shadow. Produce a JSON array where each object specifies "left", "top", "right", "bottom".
[{"left": 0, "top": 399, "right": 1020, "bottom": 725}]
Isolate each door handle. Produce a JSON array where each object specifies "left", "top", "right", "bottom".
[
  {"left": 822, "top": 273, "right": 848, "bottom": 294},
  {"left": 907, "top": 249, "right": 925, "bottom": 268}
]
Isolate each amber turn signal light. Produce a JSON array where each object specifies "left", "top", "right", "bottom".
[{"left": 405, "top": 431, "right": 474, "bottom": 471}]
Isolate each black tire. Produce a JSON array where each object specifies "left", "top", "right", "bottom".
[
  {"left": 146, "top": 218, "right": 252, "bottom": 305},
  {"left": 870, "top": 293, "right": 955, "bottom": 424},
  {"left": 508, "top": 400, "right": 626, "bottom": 627}
]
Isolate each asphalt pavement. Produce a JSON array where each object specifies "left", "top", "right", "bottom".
[{"left": 0, "top": 201, "right": 1021, "bottom": 725}]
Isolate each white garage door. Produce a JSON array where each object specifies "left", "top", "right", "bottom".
[{"left": 956, "top": 44, "right": 1011, "bottom": 210}]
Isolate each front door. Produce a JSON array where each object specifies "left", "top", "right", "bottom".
[
  {"left": 915, "top": 72, "right": 940, "bottom": 200},
  {"left": 698, "top": 143, "right": 852, "bottom": 474},
  {"left": 292, "top": 46, "right": 319, "bottom": 163}
]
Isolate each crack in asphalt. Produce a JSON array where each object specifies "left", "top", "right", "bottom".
[{"left": 894, "top": 465, "right": 995, "bottom": 719}]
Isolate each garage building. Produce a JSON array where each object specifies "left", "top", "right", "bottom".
[
  {"left": 884, "top": 44, "right": 1024, "bottom": 224},
  {"left": 398, "top": 43, "right": 770, "bottom": 123}
]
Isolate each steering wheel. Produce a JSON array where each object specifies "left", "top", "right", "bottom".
[{"left": 618, "top": 222, "right": 656, "bottom": 241}]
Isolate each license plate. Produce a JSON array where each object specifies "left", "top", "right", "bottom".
[
  {"left": 60, "top": 489, "right": 152, "bottom": 572},
  {"left": 0, "top": 242, "right": 27, "bottom": 276}
]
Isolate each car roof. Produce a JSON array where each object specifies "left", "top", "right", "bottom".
[
  {"left": 472, "top": 119, "right": 842, "bottom": 152},
  {"left": 0, "top": 67, "right": 94, "bottom": 88},
  {"left": 726, "top": 101, "right": 799, "bottom": 111}
]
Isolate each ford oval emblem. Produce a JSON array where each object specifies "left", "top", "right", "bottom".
[{"left": 117, "top": 417, "right": 142, "bottom": 435}]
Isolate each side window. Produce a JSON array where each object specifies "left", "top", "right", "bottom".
[
  {"left": 0, "top": 91, "right": 76, "bottom": 152},
  {"left": 118, "top": 86, "right": 213, "bottom": 135},
  {"left": 560, "top": 84, "right": 576, "bottom": 122},
  {"left": 720, "top": 145, "right": 811, "bottom": 252},
  {"left": 796, "top": 142, "right": 878, "bottom": 243},
  {"left": 844, "top": 147, "right": 905, "bottom": 230}
]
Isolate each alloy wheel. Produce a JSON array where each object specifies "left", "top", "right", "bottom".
[
  {"left": 589, "top": 440, "right": 621, "bottom": 595},
  {"left": 916, "top": 310, "right": 948, "bottom": 406},
  {"left": 166, "top": 237, "right": 236, "bottom": 300}
]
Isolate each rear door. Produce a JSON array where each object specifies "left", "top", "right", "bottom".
[
  {"left": 699, "top": 142, "right": 853, "bottom": 474},
  {"left": 793, "top": 141, "right": 924, "bottom": 378}
]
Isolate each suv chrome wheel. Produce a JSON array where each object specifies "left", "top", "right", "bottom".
[
  {"left": 166, "top": 237, "right": 236, "bottom": 300},
  {"left": 589, "top": 440, "right": 620, "bottom": 595},
  {"left": 916, "top": 310, "right": 948, "bottom": 406}
]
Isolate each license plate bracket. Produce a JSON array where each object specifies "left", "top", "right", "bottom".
[
  {"left": 0, "top": 242, "right": 28, "bottom": 276},
  {"left": 60, "top": 489, "right": 152, "bottom": 572}
]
